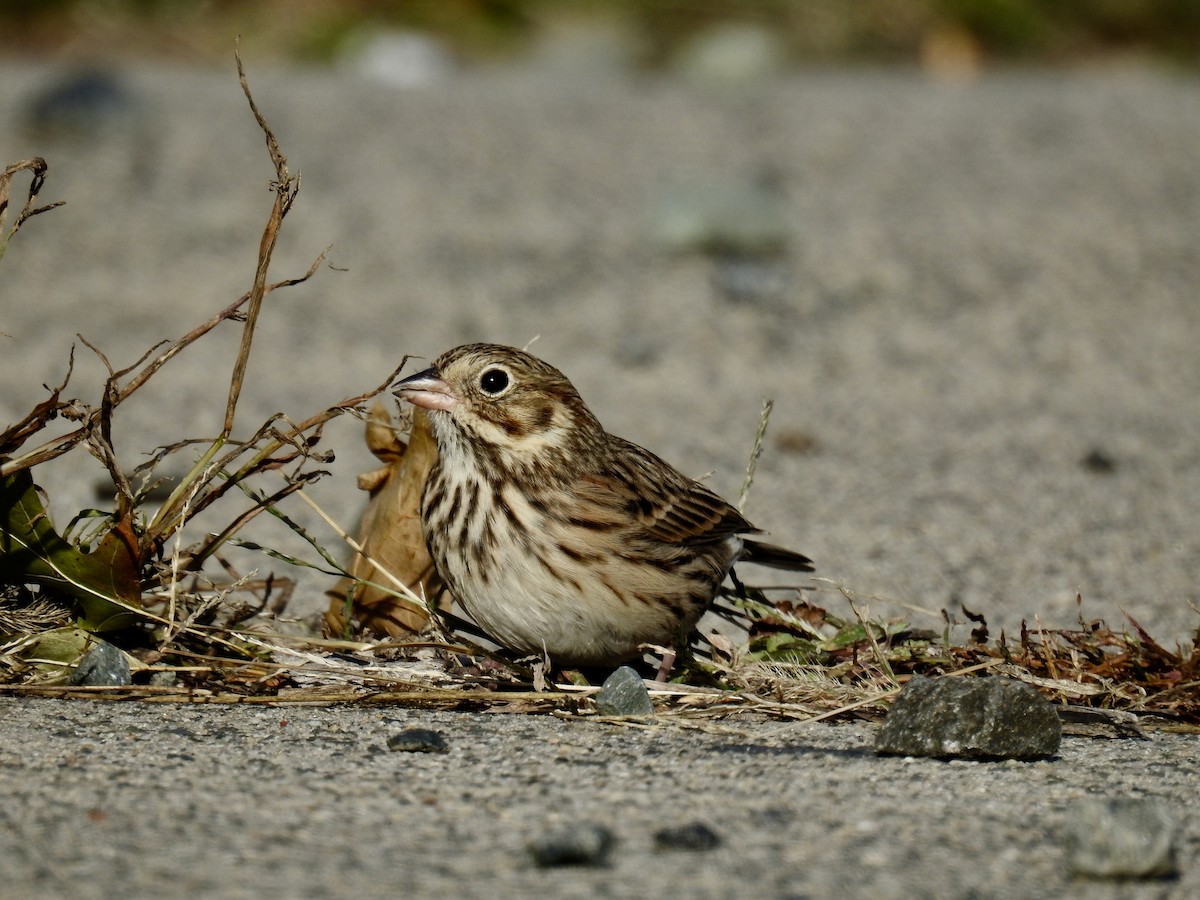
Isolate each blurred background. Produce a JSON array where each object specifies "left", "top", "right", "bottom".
[
  {"left": 2, "top": 0, "right": 1200, "bottom": 70},
  {"left": 2, "top": 1, "right": 1199, "bottom": 644}
]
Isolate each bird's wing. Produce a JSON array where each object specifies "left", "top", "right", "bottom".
[{"left": 573, "top": 437, "right": 756, "bottom": 547}]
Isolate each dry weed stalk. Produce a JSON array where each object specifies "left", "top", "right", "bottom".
[{"left": 0, "top": 47, "right": 411, "bottom": 684}]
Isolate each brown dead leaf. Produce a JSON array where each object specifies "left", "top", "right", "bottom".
[{"left": 326, "top": 402, "right": 446, "bottom": 638}]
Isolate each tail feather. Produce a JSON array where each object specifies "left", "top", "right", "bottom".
[{"left": 740, "top": 539, "right": 815, "bottom": 573}]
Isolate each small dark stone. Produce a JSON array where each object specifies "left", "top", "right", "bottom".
[
  {"left": 529, "top": 822, "right": 615, "bottom": 867},
  {"left": 874, "top": 675, "right": 1061, "bottom": 760},
  {"left": 386, "top": 728, "right": 449, "bottom": 753},
  {"left": 654, "top": 821, "right": 722, "bottom": 852},
  {"left": 68, "top": 640, "right": 131, "bottom": 686},
  {"left": 712, "top": 253, "right": 790, "bottom": 305},
  {"left": 594, "top": 665, "right": 654, "bottom": 717},
  {"left": 148, "top": 670, "right": 178, "bottom": 688},
  {"left": 23, "top": 68, "right": 140, "bottom": 139},
  {"left": 1081, "top": 448, "right": 1117, "bottom": 473},
  {"left": 1066, "top": 797, "right": 1178, "bottom": 879}
]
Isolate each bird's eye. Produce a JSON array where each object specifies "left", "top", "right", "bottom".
[{"left": 479, "top": 368, "right": 510, "bottom": 396}]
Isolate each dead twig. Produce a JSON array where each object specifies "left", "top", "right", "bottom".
[
  {"left": 224, "top": 41, "right": 300, "bottom": 439},
  {"left": 0, "top": 157, "right": 64, "bottom": 262}
]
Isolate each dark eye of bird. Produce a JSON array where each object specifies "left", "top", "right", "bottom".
[{"left": 479, "top": 368, "right": 510, "bottom": 395}]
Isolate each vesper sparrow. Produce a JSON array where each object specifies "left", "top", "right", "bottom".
[{"left": 395, "top": 343, "right": 812, "bottom": 666}]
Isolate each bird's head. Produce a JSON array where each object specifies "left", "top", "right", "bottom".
[{"left": 394, "top": 343, "right": 602, "bottom": 473}]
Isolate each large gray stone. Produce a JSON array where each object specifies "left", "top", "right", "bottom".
[{"left": 875, "top": 675, "right": 1061, "bottom": 760}]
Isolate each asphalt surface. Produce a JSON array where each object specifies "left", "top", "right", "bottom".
[
  {"left": 1, "top": 56, "right": 1199, "bottom": 898},
  {"left": 0, "top": 698, "right": 1197, "bottom": 900}
]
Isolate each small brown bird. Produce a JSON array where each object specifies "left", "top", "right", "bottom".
[{"left": 394, "top": 343, "right": 813, "bottom": 667}]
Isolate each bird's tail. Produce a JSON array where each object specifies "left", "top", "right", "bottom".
[{"left": 740, "top": 539, "right": 815, "bottom": 573}]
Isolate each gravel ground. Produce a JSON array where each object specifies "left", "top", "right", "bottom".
[
  {"left": 2, "top": 56, "right": 1199, "bottom": 897},
  {"left": 0, "top": 698, "right": 1197, "bottom": 900}
]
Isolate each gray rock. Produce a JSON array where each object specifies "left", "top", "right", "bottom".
[
  {"left": 386, "top": 728, "right": 449, "bottom": 753},
  {"left": 22, "top": 68, "right": 141, "bottom": 140},
  {"left": 711, "top": 253, "right": 790, "bottom": 305},
  {"left": 529, "top": 822, "right": 615, "bottom": 867},
  {"left": 67, "top": 639, "right": 131, "bottom": 687},
  {"left": 654, "top": 821, "right": 722, "bottom": 852},
  {"left": 594, "top": 665, "right": 654, "bottom": 716},
  {"left": 1065, "top": 797, "right": 1178, "bottom": 879},
  {"left": 342, "top": 30, "right": 455, "bottom": 88},
  {"left": 874, "top": 675, "right": 1061, "bottom": 760},
  {"left": 647, "top": 176, "right": 790, "bottom": 257},
  {"left": 148, "top": 670, "right": 178, "bottom": 687},
  {"left": 674, "top": 24, "right": 788, "bottom": 89}
]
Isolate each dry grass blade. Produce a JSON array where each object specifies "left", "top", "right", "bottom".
[{"left": 738, "top": 398, "right": 772, "bottom": 514}]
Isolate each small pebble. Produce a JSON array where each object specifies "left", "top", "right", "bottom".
[
  {"left": 1066, "top": 797, "right": 1178, "bottom": 879},
  {"left": 68, "top": 640, "right": 131, "bottom": 686},
  {"left": 23, "top": 68, "right": 139, "bottom": 139},
  {"left": 529, "top": 822, "right": 615, "bottom": 867},
  {"left": 711, "top": 253, "right": 790, "bottom": 305},
  {"left": 386, "top": 728, "right": 449, "bottom": 753},
  {"left": 648, "top": 176, "right": 789, "bottom": 257},
  {"left": 1081, "top": 448, "right": 1117, "bottom": 474},
  {"left": 673, "top": 24, "right": 788, "bottom": 89},
  {"left": 654, "top": 821, "right": 722, "bottom": 852},
  {"left": 594, "top": 665, "right": 654, "bottom": 717}
]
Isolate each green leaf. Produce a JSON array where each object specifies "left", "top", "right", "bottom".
[
  {"left": 0, "top": 469, "right": 146, "bottom": 631},
  {"left": 18, "top": 624, "right": 93, "bottom": 678},
  {"left": 748, "top": 632, "right": 822, "bottom": 663}
]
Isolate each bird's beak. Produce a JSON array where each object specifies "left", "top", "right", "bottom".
[{"left": 394, "top": 366, "right": 458, "bottom": 412}]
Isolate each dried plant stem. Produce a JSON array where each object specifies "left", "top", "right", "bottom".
[
  {"left": 294, "top": 489, "right": 431, "bottom": 615},
  {"left": 0, "top": 157, "right": 64, "bottom": 262},
  {"left": 738, "top": 398, "right": 773, "bottom": 513},
  {"left": 0, "top": 256, "right": 325, "bottom": 480},
  {"left": 841, "top": 587, "right": 899, "bottom": 686},
  {"left": 121, "top": 252, "right": 327, "bottom": 403},
  {"left": 163, "top": 463, "right": 216, "bottom": 643},
  {"left": 224, "top": 43, "right": 300, "bottom": 439}
]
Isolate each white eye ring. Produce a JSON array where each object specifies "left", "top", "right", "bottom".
[{"left": 478, "top": 366, "right": 513, "bottom": 397}]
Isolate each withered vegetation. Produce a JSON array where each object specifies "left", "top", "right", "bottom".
[{"left": 1, "top": 53, "right": 1197, "bottom": 731}]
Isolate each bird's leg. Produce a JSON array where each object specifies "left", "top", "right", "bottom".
[
  {"left": 654, "top": 648, "right": 677, "bottom": 683},
  {"left": 653, "top": 617, "right": 701, "bottom": 681}
]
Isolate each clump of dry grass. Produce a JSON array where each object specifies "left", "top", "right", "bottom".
[{"left": 0, "top": 48, "right": 418, "bottom": 688}]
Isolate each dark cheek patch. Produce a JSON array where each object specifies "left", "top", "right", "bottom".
[
  {"left": 498, "top": 416, "right": 527, "bottom": 437},
  {"left": 488, "top": 396, "right": 554, "bottom": 437},
  {"left": 530, "top": 401, "right": 555, "bottom": 430}
]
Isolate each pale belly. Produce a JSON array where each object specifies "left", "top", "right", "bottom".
[
  {"left": 423, "top": 467, "right": 730, "bottom": 666},
  {"left": 443, "top": 536, "right": 698, "bottom": 666}
]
